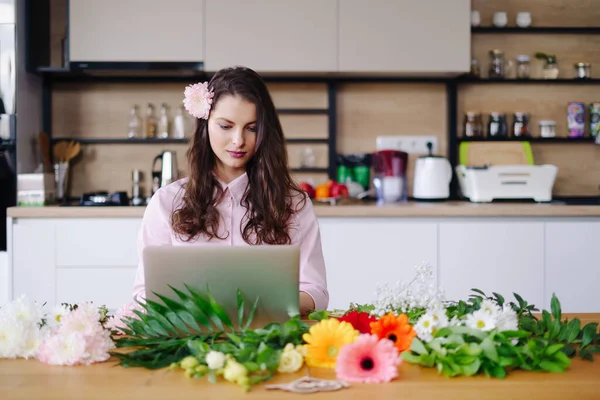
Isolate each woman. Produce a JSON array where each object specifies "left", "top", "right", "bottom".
[{"left": 132, "top": 66, "right": 328, "bottom": 315}]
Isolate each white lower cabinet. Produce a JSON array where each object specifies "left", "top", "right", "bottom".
[
  {"left": 6, "top": 217, "right": 600, "bottom": 312},
  {"left": 544, "top": 222, "right": 600, "bottom": 313},
  {"left": 318, "top": 218, "right": 438, "bottom": 310},
  {"left": 439, "top": 221, "right": 545, "bottom": 309}
]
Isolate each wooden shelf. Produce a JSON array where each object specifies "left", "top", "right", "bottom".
[
  {"left": 290, "top": 167, "right": 328, "bottom": 173},
  {"left": 458, "top": 137, "right": 597, "bottom": 143},
  {"left": 472, "top": 27, "right": 600, "bottom": 34},
  {"left": 458, "top": 78, "right": 600, "bottom": 84},
  {"left": 50, "top": 137, "right": 329, "bottom": 145}
]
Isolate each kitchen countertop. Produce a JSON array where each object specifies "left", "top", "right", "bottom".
[{"left": 6, "top": 201, "right": 600, "bottom": 218}]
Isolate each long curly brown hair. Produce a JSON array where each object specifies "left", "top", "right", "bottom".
[{"left": 172, "top": 67, "right": 306, "bottom": 244}]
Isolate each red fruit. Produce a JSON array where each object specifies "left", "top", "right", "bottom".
[
  {"left": 298, "top": 182, "right": 315, "bottom": 199},
  {"left": 330, "top": 182, "right": 348, "bottom": 198}
]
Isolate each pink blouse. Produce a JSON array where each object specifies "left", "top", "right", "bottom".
[{"left": 132, "top": 173, "right": 329, "bottom": 310}]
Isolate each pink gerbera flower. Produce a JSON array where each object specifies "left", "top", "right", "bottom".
[
  {"left": 335, "top": 334, "right": 401, "bottom": 383},
  {"left": 183, "top": 81, "right": 214, "bottom": 120}
]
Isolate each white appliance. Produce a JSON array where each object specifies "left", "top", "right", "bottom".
[
  {"left": 456, "top": 164, "right": 558, "bottom": 203},
  {"left": 413, "top": 155, "right": 452, "bottom": 200}
]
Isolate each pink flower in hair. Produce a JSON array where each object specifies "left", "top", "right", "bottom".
[{"left": 183, "top": 81, "right": 214, "bottom": 119}]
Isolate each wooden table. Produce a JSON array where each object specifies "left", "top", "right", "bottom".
[{"left": 2, "top": 314, "right": 599, "bottom": 400}]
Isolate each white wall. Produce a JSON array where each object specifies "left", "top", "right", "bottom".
[{"left": 0, "top": 251, "right": 8, "bottom": 304}]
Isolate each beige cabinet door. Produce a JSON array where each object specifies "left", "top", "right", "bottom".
[
  {"left": 69, "top": 0, "right": 204, "bottom": 62},
  {"left": 339, "top": 0, "right": 470, "bottom": 74},
  {"left": 205, "top": 0, "right": 337, "bottom": 72}
]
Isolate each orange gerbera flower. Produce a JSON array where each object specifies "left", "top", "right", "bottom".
[{"left": 370, "top": 313, "right": 416, "bottom": 353}]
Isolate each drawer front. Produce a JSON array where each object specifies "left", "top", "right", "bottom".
[
  {"left": 56, "top": 267, "right": 137, "bottom": 309},
  {"left": 56, "top": 219, "right": 142, "bottom": 267}
]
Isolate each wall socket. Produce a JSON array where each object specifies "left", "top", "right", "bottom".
[{"left": 375, "top": 135, "right": 439, "bottom": 155}]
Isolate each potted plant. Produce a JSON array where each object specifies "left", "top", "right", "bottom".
[{"left": 535, "top": 52, "right": 559, "bottom": 79}]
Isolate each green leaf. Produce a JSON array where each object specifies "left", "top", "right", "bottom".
[
  {"left": 520, "top": 317, "right": 536, "bottom": 332},
  {"left": 471, "top": 288, "right": 487, "bottom": 297},
  {"left": 257, "top": 347, "right": 281, "bottom": 372},
  {"left": 481, "top": 336, "right": 499, "bottom": 363},
  {"left": 542, "top": 310, "right": 553, "bottom": 332},
  {"left": 410, "top": 338, "right": 429, "bottom": 355},
  {"left": 401, "top": 351, "right": 422, "bottom": 364},
  {"left": 549, "top": 320, "right": 562, "bottom": 340},
  {"left": 492, "top": 292, "right": 505, "bottom": 306},
  {"left": 589, "top": 346, "right": 600, "bottom": 353},
  {"left": 446, "top": 334, "right": 465, "bottom": 345},
  {"left": 244, "top": 296, "right": 260, "bottom": 331},
  {"left": 491, "top": 364, "right": 507, "bottom": 379},
  {"left": 185, "top": 285, "right": 224, "bottom": 331},
  {"left": 434, "top": 327, "right": 453, "bottom": 338},
  {"left": 207, "top": 292, "right": 234, "bottom": 331},
  {"left": 242, "top": 361, "right": 260, "bottom": 373},
  {"left": 544, "top": 343, "right": 565, "bottom": 356},
  {"left": 420, "top": 353, "right": 436, "bottom": 368},
  {"left": 226, "top": 333, "right": 242, "bottom": 346},
  {"left": 561, "top": 345, "right": 576, "bottom": 358},
  {"left": 464, "top": 343, "right": 482, "bottom": 356},
  {"left": 539, "top": 360, "right": 566, "bottom": 373},
  {"left": 169, "top": 286, "right": 214, "bottom": 332},
  {"left": 450, "top": 326, "right": 487, "bottom": 340},
  {"left": 460, "top": 358, "right": 481, "bottom": 376},
  {"left": 513, "top": 292, "right": 526, "bottom": 309},
  {"left": 565, "top": 319, "right": 581, "bottom": 344},
  {"left": 187, "top": 340, "right": 210, "bottom": 355},
  {"left": 138, "top": 301, "right": 179, "bottom": 335},
  {"left": 307, "top": 310, "right": 329, "bottom": 321},
  {"left": 153, "top": 293, "right": 194, "bottom": 335},
  {"left": 498, "top": 330, "right": 531, "bottom": 339},
  {"left": 581, "top": 323, "right": 599, "bottom": 348},
  {"left": 552, "top": 350, "right": 571, "bottom": 368},
  {"left": 237, "top": 289, "right": 244, "bottom": 331},
  {"left": 580, "top": 348, "right": 594, "bottom": 361},
  {"left": 550, "top": 294, "right": 562, "bottom": 321},
  {"left": 498, "top": 356, "right": 517, "bottom": 368}
]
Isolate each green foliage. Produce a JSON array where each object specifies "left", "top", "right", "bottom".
[{"left": 111, "top": 285, "right": 310, "bottom": 390}]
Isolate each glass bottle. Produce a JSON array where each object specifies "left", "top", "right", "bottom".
[
  {"left": 464, "top": 112, "right": 483, "bottom": 137},
  {"left": 512, "top": 112, "right": 531, "bottom": 137},
  {"left": 173, "top": 104, "right": 187, "bottom": 139},
  {"left": 145, "top": 103, "right": 157, "bottom": 138},
  {"left": 127, "top": 105, "right": 142, "bottom": 138},
  {"left": 157, "top": 103, "right": 170, "bottom": 139},
  {"left": 488, "top": 112, "right": 508, "bottom": 137}
]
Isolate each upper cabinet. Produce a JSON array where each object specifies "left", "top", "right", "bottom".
[
  {"left": 204, "top": 0, "right": 337, "bottom": 72},
  {"left": 339, "top": 0, "right": 470, "bottom": 74},
  {"left": 69, "top": 0, "right": 204, "bottom": 63}
]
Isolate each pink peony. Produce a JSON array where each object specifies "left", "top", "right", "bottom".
[
  {"left": 105, "top": 302, "right": 144, "bottom": 333},
  {"left": 335, "top": 334, "right": 401, "bottom": 383},
  {"left": 183, "top": 81, "right": 214, "bottom": 120}
]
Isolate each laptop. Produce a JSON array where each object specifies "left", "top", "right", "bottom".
[{"left": 142, "top": 245, "right": 300, "bottom": 331}]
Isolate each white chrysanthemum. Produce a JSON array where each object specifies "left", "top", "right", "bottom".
[
  {"left": 466, "top": 310, "right": 497, "bottom": 331},
  {"left": 415, "top": 314, "right": 436, "bottom": 342},
  {"left": 496, "top": 305, "right": 518, "bottom": 332},
  {"left": 479, "top": 300, "right": 501, "bottom": 316},
  {"left": 428, "top": 303, "right": 449, "bottom": 328},
  {"left": 2, "top": 295, "right": 44, "bottom": 325},
  {"left": 39, "top": 331, "right": 87, "bottom": 366},
  {"left": 0, "top": 316, "right": 26, "bottom": 358},
  {"left": 47, "top": 304, "right": 71, "bottom": 329},
  {"left": 19, "top": 324, "right": 46, "bottom": 359}
]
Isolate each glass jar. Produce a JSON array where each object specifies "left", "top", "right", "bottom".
[
  {"left": 574, "top": 62, "right": 591, "bottom": 79},
  {"left": 489, "top": 49, "right": 506, "bottom": 79},
  {"left": 542, "top": 57, "right": 559, "bottom": 79},
  {"left": 488, "top": 112, "right": 508, "bottom": 137},
  {"left": 539, "top": 120, "right": 557, "bottom": 138},
  {"left": 464, "top": 112, "right": 483, "bottom": 137},
  {"left": 515, "top": 55, "right": 531, "bottom": 79},
  {"left": 470, "top": 59, "right": 481, "bottom": 78},
  {"left": 512, "top": 112, "right": 530, "bottom": 137}
]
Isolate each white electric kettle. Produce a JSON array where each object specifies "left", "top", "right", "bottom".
[{"left": 413, "top": 143, "right": 452, "bottom": 200}]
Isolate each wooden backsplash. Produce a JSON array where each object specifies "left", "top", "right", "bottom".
[{"left": 48, "top": 0, "right": 600, "bottom": 197}]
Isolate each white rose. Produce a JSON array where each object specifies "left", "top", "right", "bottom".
[
  {"left": 278, "top": 346, "right": 304, "bottom": 373},
  {"left": 205, "top": 351, "right": 226, "bottom": 370},
  {"left": 223, "top": 359, "right": 248, "bottom": 384}
]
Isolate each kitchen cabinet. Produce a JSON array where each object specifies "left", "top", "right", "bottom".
[
  {"left": 438, "top": 221, "right": 545, "bottom": 307},
  {"left": 318, "top": 218, "right": 438, "bottom": 310},
  {"left": 204, "top": 0, "right": 337, "bottom": 72},
  {"left": 338, "top": 0, "right": 470, "bottom": 73},
  {"left": 545, "top": 222, "right": 600, "bottom": 313},
  {"left": 69, "top": 0, "right": 204, "bottom": 62}
]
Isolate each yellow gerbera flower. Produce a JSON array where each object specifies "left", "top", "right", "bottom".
[{"left": 302, "top": 319, "right": 359, "bottom": 369}]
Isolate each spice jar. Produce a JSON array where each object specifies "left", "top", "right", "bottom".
[
  {"left": 539, "top": 120, "right": 556, "bottom": 138},
  {"left": 512, "top": 112, "right": 530, "bottom": 137},
  {"left": 516, "top": 55, "right": 531, "bottom": 79},
  {"left": 470, "top": 59, "right": 481, "bottom": 78},
  {"left": 574, "top": 62, "right": 591, "bottom": 79},
  {"left": 489, "top": 49, "right": 506, "bottom": 79},
  {"left": 488, "top": 112, "right": 508, "bottom": 137},
  {"left": 464, "top": 112, "right": 484, "bottom": 137}
]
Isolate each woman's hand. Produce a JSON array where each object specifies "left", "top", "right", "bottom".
[{"left": 299, "top": 291, "right": 316, "bottom": 316}]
